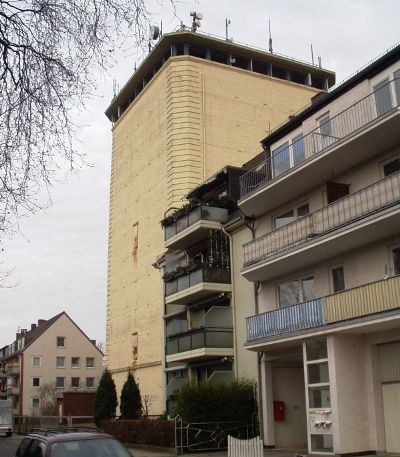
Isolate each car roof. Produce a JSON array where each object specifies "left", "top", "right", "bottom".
[{"left": 26, "top": 431, "right": 113, "bottom": 443}]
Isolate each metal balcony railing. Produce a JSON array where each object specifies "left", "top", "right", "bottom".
[
  {"left": 164, "top": 205, "right": 229, "bottom": 241},
  {"left": 246, "top": 275, "right": 400, "bottom": 342},
  {"left": 240, "top": 78, "right": 400, "bottom": 198},
  {"left": 243, "top": 171, "right": 400, "bottom": 268},
  {"left": 165, "top": 266, "right": 231, "bottom": 297},
  {"left": 166, "top": 328, "right": 233, "bottom": 356}
]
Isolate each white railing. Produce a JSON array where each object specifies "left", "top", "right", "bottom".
[{"left": 228, "top": 435, "right": 263, "bottom": 457}]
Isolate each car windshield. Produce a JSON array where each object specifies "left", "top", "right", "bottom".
[{"left": 50, "top": 438, "right": 131, "bottom": 457}]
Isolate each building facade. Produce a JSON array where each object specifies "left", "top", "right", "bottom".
[
  {"left": 238, "top": 45, "right": 400, "bottom": 454},
  {"left": 105, "top": 29, "right": 334, "bottom": 414},
  {"left": 0, "top": 312, "right": 103, "bottom": 416}
]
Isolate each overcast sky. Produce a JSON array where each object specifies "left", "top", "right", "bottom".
[{"left": 1, "top": 0, "right": 399, "bottom": 347}]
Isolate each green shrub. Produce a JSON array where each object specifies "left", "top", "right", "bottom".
[
  {"left": 94, "top": 369, "right": 118, "bottom": 424},
  {"left": 120, "top": 371, "right": 142, "bottom": 419},
  {"left": 173, "top": 379, "right": 257, "bottom": 423}
]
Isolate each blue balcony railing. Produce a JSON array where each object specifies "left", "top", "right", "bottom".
[{"left": 246, "top": 298, "right": 324, "bottom": 341}]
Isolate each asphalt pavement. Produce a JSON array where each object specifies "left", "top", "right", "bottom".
[{"left": 0, "top": 433, "right": 23, "bottom": 457}]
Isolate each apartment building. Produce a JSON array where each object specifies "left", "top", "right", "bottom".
[
  {"left": 0, "top": 312, "right": 103, "bottom": 416},
  {"left": 105, "top": 28, "right": 335, "bottom": 414},
  {"left": 238, "top": 44, "right": 400, "bottom": 454}
]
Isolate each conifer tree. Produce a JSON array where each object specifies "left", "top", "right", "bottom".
[
  {"left": 94, "top": 369, "right": 118, "bottom": 424},
  {"left": 120, "top": 371, "right": 142, "bottom": 419}
]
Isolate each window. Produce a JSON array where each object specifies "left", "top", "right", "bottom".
[
  {"left": 71, "top": 357, "right": 80, "bottom": 368},
  {"left": 56, "top": 336, "right": 66, "bottom": 348},
  {"left": 318, "top": 113, "right": 333, "bottom": 149},
  {"left": 86, "top": 357, "right": 95, "bottom": 368},
  {"left": 31, "top": 398, "right": 40, "bottom": 408},
  {"left": 274, "top": 203, "right": 309, "bottom": 229},
  {"left": 292, "top": 133, "right": 305, "bottom": 165},
  {"left": 56, "top": 377, "right": 65, "bottom": 388},
  {"left": 32, "top": 377, "right": 40, "bottom": 388},
  {"left": 56, "top": 356, "right": 66, "bottom": 368},
  {"left": 383, "top": 157, "right": 400, "bottom": 177},
  {"left": 31, "top": 356, "right": 41, "bottom": 368},
  {"left": 393, "top": 246, "right": 400, "bottom": 275},
  {"left": 272, "top": 141, "right": 290, "bottom": 176},
  {"left": 278, "top": 276, "right": 314, "bottom": 307},
  {"left": 374, "top": 78, "right": 393, "bottom": 116},
  {"left": 331, "top": 266, "right": 345, "bottom": 292},
  {"left": 71, "top": 377, "right": 80, "bottom": 388},
  {"left": 86, "top": 377, "right": 95, "bottom": 388},
  {"left": 395, "top": 69, "right": 400, "bottom": 105}
]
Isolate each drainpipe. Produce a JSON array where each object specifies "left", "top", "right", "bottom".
[{"left": 242, "top": 215, "right": 264, "bottom": 440}]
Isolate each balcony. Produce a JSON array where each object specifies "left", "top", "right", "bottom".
[
  {"left": 6, "top": 386, "right": 20, "bottom": 396},
  {"left": 6, "top": 364, "right": 20, "bottom": 376},
  {"left": 166, "top": 328, "right": 234, "bottom": 363},
  {"left": 165, "top": 266, "right": 231, "bottom": 305},
  {"left": 239, "top": 78, "right": 400, "bottom": 216},
  {"left": 246, "top": 275, "right": 400, "bottom": 346},
  {"left": 242, "top": 171, "right": 400, "bottom": 281},
  {"left": 164, "top": 204, "right": 229, "bottom": 251}
]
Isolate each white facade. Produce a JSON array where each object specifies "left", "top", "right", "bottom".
[{"left": 238, "top": 45, "right": 400, "bottom": 454}]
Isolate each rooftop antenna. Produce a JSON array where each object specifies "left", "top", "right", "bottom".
[
  {"left": 318, "top": 56, "right": 322, "bottom": 68},
  {"left": 311, "top": 44, "right": 315, "bottom": 65},
  {"left": 190, "top": 11, "right": 203, "bottom": 32},
  {"left": 225, "top": 18, "right": 231, "bottom": 40},
  {"left": 148, "top": 24, "right": 161, "bottom": 53},
  {"left": 268, "top": 19, "right": 273, "bottom": 53},
  {"left": 112, "top": 79, "right": 117, "bottom": 98}
]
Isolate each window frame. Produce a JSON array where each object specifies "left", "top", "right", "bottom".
[
  {"left": 277, "top": 274, "right": 315, "bottom": 308},
  {"left": 31, "top": 398, "right": 40, "bottom": 408},
  {"left": 271, "top": 132, "right": 305, "bottom": 177},
  {"left": 71, "top": 357, "right": 80, "bottom": 369},
  {"left": 56, "top": 356, "right": 66, "bottom": 369},
  {"left": 274, "top": 201, "right": 310, "bottom": 229},
  {"left": 390, "top": 244, "right": 400, "bottom": 276},
  {"left": 382, "top": 155, "right": 400, "bottom": 178},
  {"left": 71, "top": 377, "right": 80, "bottom": 388},
  {"left": 31, "top": 356, "right": 41, "bottom": 368},
  {"left": 330, "top": 264, "right": 346, "bottom": 293},
  {"left": 317, "top": 112, "right": 333, "bottom": 149},
  {"left": 86, "top": 377, "right": 95, "bottom": 388},
  {"left": 55, "top": 377, "right": 65, "bottom": 389},
  {"left": 85, "top": 357, "right": 95, "bottom": 369},
  {"left": 32, "top": 377, "right": 41, "bottom": 388},
  {"left": 56, "top": 336, "right": 66, "bottom": 348}
]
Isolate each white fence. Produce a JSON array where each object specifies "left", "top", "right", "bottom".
[{"left": 228, "top": 435, "right": 263, "bottom": 457}]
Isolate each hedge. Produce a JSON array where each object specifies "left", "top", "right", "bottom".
[{"left": 100, "top": 419, "right": 175, "bottom": 447}]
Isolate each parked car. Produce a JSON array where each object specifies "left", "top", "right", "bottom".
[{"left": 15, "top": 428, "right": 132, "bottom": 457}]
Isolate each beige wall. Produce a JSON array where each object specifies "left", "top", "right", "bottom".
[
  {"left": 107, "top": 54, "right": 321, "bottom": 413},
  {"left": 22, "top": 314, "right": 103, "bottom": 416}
]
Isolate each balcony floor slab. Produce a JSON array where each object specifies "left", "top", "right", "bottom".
[
  {"left": 166, "top": 347, "right": 234, "bottom": 363},
  {"left": 165, "top": 282, "right": 232, "bottom": 305},
  {"left": 165, "top": 220, "right": 223, "bottom": 251}
]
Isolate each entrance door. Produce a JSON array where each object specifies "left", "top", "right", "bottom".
[{"left": 382, "top": 383, "right": 400, "bottom": 453}]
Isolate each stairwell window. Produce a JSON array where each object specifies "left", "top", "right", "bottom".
[
  {"left": 392, "top": 246, "right": 400, "bottom": 275},
  {"left": 383, "top": 157, "right": 400, "bottom": 177},
  {"left": 278, "top": 276, "right": 314, "bottom": 308},
  {"left": 331, "top": 266, "right": 345, "bottom": 292}
]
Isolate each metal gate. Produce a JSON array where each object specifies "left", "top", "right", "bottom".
[{"left": 174, "top": 416, "right": 258, "bottom": 454}]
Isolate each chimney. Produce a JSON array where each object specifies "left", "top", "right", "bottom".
[
  {"left": 16, "top": 332, "right": 21, "bottom": 340},
  {"left": 31, "top": 324, "right": 37, "bottom": 331},
  {"left": 21, "top": 329, "right": 27, "bottom": 336},
  {"left": 37, "top": 319, "right": 46, "bottom": 326}
]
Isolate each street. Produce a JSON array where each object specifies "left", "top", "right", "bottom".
[{"left": 0, "top": 433, "right": 23, "bottom": 457}]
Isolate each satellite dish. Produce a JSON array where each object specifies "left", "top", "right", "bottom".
[
  {"left": 194, "top": 19, "right": 201, "bottom": 28},
  {"left": 195, "top": 12, "right": 203, "bottom": 20},
  {"left": 150, "top": 25, "right": 160, "bottom": 40}
]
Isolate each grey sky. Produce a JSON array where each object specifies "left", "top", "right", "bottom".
[{"left": 1, "top": 0, "right": 399, "bottom": 347}]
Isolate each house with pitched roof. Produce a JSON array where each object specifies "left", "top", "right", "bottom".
[{"left": 0, "top": 312, "right": 103, "bottom": 416}]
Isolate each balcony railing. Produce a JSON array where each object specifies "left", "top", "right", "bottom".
[
  {"left": 6, "top": 365, "right": 20, "bottom": 376},
  {"left": 243, "top": 171, "right": 400, "bottom": 268},
  {"left": 247, "top": 275, "right": 400, "bottom": 342},
  {"left": 6, "top": 386, "right": 20, "bottom": 396},
  {"left": 240, "top": 78, "right": 400, "bottom": 198},
  {"left": 166, "top": 328, "right": 233, "bottom": 355},
  {"left": 164, "top": 205, "right": 229, "bottom": 241},
  {"left": 165, "top": 266, "right": 231, "bottom": 297}
]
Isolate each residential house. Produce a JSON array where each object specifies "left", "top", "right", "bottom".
[
  {"left": 238, "top": 43, "right": 400, "bottom": 454},
  {"left": 0, "top": 312, "right": 103, "bottom": 416}
]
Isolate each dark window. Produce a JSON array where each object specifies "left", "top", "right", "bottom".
[
  {"left": 384, "top": 158, "right": 400, "bottom": 177},
  {"left": 332, "top": 266, "right": 345, "bottom": 292},
  {"left": 374, "top": 78, "right": 393, "bottom": 116},
  {"left": 56, "top": 336, "right": 65, "bottom": 347},
  {"left": 71, "top": 377, "right": 80, "bottom": 388},
  {"left": 86, "top": 377, "right": 95, "bottom": 388},
  {"left": 56, "top": 377, "right": 65, "bottom": 388},
  {"left": 326, "top": 181, "right": 350, "bottom": 204},
  {"left": 32, "top": 377, "right": 40, "bottom": 387},
  {"left": 393, "top": 247, "right": 400, "bottom": 275}
]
